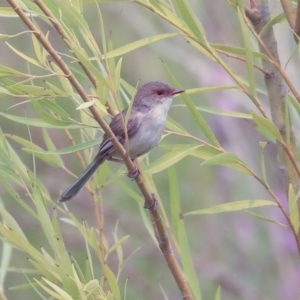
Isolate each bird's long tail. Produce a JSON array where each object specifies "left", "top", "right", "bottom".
[{"left": 58, "top": 157, "right": 104, "bottom": 202}]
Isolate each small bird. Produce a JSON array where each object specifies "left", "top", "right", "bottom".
[{"left": 58, "top": 81, "right": 184, "bottom": 202}]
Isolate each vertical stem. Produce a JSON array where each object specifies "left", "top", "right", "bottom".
[{"left": 247, "top": 0, "right": 300, "bottom": 231}]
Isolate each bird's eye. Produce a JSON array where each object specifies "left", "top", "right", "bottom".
[{"left": 157, "top": 90, "right": 163, "bottom": 95}]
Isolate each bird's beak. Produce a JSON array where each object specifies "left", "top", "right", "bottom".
[{"left": 171, "top": 88, "right": 185, "bottom": 96}]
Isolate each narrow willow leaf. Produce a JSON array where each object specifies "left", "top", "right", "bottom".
[
  {"left": 6, "top": 42, "right": 42, "bottom": 68},
  {"left": 31, "top": 34, "right": 43, "bottom": 65},
  {"left": 0, "top": 112, "right": 86, "bottom": 129},
  {"left": 66, "top": 40, "right": 110, "bottom": 90},
  {"left": 178, "top": 219, "right": 202, "bottom": 300},
  {"left": 288, "top": 94, "right": 300, "bottom": 117},
  {"left": 32, "top": 187, "right": 58, "bottom": 255},
  {"left": 214, "top": 286, "right": 221, "bottom": 300},
  {"left": 0, "top": 204, "right": 27, "bottom": 241},
  {"left": 201, "top": 152, "right": 251, "bottom": 174},
  {"left": 211, "top": 43, "right": 268, "bottom": 60},
  {"left": 104, "top": 265, "right": 121, "bottom": 300},
  {"left": 237, "top": 5, "right": 256, "bottom": 96},
  {"left": 52, "top": 0, "right": 90, "bottom": 32},
  {"left": 168, "top": 166, "right": 180, "bottom": 241},
  {"left": 103, "top": 33, "right": 180, "bottom": 59},
  {"left": 6, "top": 134, "right": 62, "bottom": 167},
  {"left": 26, "top": 137, "right": 102, "bottom": 155},
  {"left": 144, "top": 145, "right": 200, "bottom": 174},
  {"left": 0, "top": 243, "right": 11, "bottom": 286},
  {"left": 260, "top": 12, "right": 286, "bottom": 36},
  {"left": 40, "top": 278, "right": 74, "bottom": 300},
  {"left": 251, "top": 111, "right": 281, "bottom": 140},
  {"left": 186, "top": 85, "right": 239, "bottom": 95},
  {"left": 31, "top": 100, "right": 75, "bottom": 126},
  {"left": 245, "top": 211, "right": 287, "bottom": 227},
  {"left": 113, "top": 57, "right": 123, "bottom": 93},
  {"left": 76, "top": 100, "right": 95, "bottom": 110},
  {"left": 166, "top": 116, "right": 186, "bottom": 133},
  {"left": 0, "top": 7, "right": 18, "bottom": 16},
  {"left": 72, "top": 265, "right": 86, "bottom": 300},
  {"left": 8, "top": 84, "right": 55, "bottom": 97},
  {"left": 174, "top": 104, "right": 252, "bottom": 119},
  {"left": 84, "top": 280, "right": 100, "bottom": 293},
  {"left": 0, "top": 65, "right": 25, "bottom": 77},
  {"left": 50, "top": 63, "right": 73, "bottom": 96},
  {"left": 44, "top": 81, "right": 69, "bottom": 97},
  {"left": 107, "top": 236, "right": 130, "bottom": 256},
  {"left": 184, "top": 200, "right": 276, "bottom": 216},
  {"left": 38, "top": 98, "right": 71, "bottom": 119},
  {"left": 259, "top": 142, "right": 268, "bottom": 184},
  {"left": 42, "top": 129, "right": 64, "bottom": 167},
  {"left": 165, "top": 66, "right": 220, "bottom": 147},
  {"left": 288, "top": 184, "right": 300, "bottom": 231},
  {"left": 0, "top": 86, "right": 15, "bottom": 96},
  {"left": 175, "top": 0, "right": 206, "bottom": 45}
]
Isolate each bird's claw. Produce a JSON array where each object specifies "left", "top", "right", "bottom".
[
  {"left": 127, "top": 164, "right": 140, "bottom": 180},
  {"left": 144, "top": 194, "right": 158, "bottom": 211}
]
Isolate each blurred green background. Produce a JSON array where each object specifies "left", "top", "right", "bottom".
[{"left": 0, "top": 1, "right": 300, "bottom": 299}]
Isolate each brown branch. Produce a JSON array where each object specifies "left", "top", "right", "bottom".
[
  {"left": 246, "top": 1, "right": 300, "bottom": 240},
  {"left": 7, "top": 0, "right": 194, "bottom": 299},
  {"left": 280, "top": 0, "right": 296, "bottom": 30}
]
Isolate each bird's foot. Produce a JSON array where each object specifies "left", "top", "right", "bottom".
[
  {"left": 127, "top": 163, "right": 140, "bottom": 180},
  {"left": 144, "top": 194, "right": 158, "bottom": 211}
]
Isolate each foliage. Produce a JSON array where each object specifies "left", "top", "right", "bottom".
[{"left": 0, "top": 0, "right": 300, "bottom": 299}]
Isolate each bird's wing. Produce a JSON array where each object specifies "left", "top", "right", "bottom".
[{"left": 96, "top": 109, "right": 142, "bottom": 159}]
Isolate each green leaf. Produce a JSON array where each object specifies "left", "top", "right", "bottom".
[
  {"left": 76, "top": 100, "right": 95, "bottom": 110},
  {"left": 166, "top": 116, "right": 186, "bottom": 133},
  {"left": 0, "top": 203, "right": 28, "bottom": 241},
  {"left": 165, "top": 66, "right": 220, "bottom": 147},
  {"left": 178, "top": 218, "right": 202, "bottom": 300},
  {"left": 237, "top": 5, "right": 256, "bottom": 96},
  {"left": 144, "top": 144, "right": 200, "bottom": 174},
  {"left": 31, "top": 100, "right": 75, "bottom": 126},
  {"left": 104, "top": 265, "right": 121, "bottom": 300},
  {"left": 168, "top": 166, "right": 180, "bottom": 241},
  {"left": 245, "top": 211, "right": 287, "bottom": 227},
  {"left": 288, "top": 184, "right": 299, "bottom": 231},
  {"left": 201, "top": 152, "right": 251, "bottom": 174},
  {"left": 103, "top": 33, "right": 180, "bottom": 59},
  {"left": 0, "top": 65, "right": 25, "bottom": 77},
  {"left": 6, "top": 42, "right": 43, "bottom": 68},
  {"left": 0, "top": 112, "right": 86, "bottom": 129},
  {"left": 25, "top": 137, "right": 102, "bottom": 155},
  {"left": 260, "top": 12, "right": 286, "bottom": 36},
  {"left": 184, "top": 200, "right": 276, "bottom": 216},
  {"left": 50, "top": 63, "right": 74, "bottom": 96},
  {"left": 211, "top": 43, "right": 269, "bottom": 60},
  {"left": 6, "top": 134, "right": 63, "bottom": 167},
  {"left": 175, "top": 0, "right": 206, "bottom": 45},
  {"left": 32, "top": 34, "right": 43, "bottom": 65},
  {"left": 174, "top": 104, "right": 252, "bottom": 119},
  {"left": 214, "top": 286, "right": 221, "bottom": 300},
  {"left": 251, "top": 111, "right": 281, "bottom": 141},
  {"left": 186, "top": 85, "right": 239, "bottom": 95}
]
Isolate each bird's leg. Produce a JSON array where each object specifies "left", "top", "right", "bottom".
[
  {"left": 106, "top": 157, "right": 140, "bottom": 180},
  {"left": 106, "top": 157, "right": 124, "bottom": 164}
]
